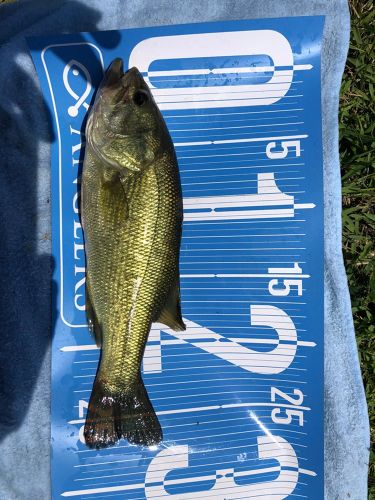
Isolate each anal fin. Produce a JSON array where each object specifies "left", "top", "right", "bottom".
[{"left": 156, "top": 280, "right": 186, "bottom": 332}]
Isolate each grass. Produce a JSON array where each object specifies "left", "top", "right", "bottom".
[{"left": 340, "top": 0, "right": 375, "bottom": 496}]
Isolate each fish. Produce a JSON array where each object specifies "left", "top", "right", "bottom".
[{"left": 81, "top": 58, "right": 185, "bottom": 449}]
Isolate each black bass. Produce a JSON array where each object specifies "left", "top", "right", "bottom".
[{"left": 81, "top": 59, "right": 185, "bottom": 449}]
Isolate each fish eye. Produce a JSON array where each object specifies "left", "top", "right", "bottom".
[{"left": 133, "top": 90, "right": 149, "bottom": 106}]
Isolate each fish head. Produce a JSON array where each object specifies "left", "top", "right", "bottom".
[{"left": 87, "top": 58, "right": 168, "bottom": 173}]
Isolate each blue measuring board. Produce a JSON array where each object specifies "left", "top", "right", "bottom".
[{"left": 28, "top": 16, "right": 324, "bottom": 500}]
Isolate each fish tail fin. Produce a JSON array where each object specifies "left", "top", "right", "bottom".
[
  {"left": 84, "top": 376, "right": 162, "bottom": 449},
  {"left": 120, "top": 376, "right": 163, "bottom": 446},
  {"left": 84, "top": 379, "right": 122, "bottom": 449}
]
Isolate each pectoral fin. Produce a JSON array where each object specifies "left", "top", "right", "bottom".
[
  {"left": 156, "top": 281, "right": 186, "bottom": 332},
  {"left": 86, "top": 276, "right": 102, "bottom": 347}
]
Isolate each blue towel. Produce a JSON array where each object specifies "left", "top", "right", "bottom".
[{"left": 0, "top": 1, "right": 369, "bottom": 499}]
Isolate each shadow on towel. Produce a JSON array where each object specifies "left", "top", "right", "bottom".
[{"left": 0, "top": 0, "right": 121, "bottom": 443}]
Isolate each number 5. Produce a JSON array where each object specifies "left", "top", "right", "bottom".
[
  {"left": 266, "top": 140, "right": 301, "bottom": 159},
  {"left": 269, "top": 279, "right": 303, "bottom": 296}
]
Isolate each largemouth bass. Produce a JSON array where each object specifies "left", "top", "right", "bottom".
[{"left": 81, "top": 59, "right": 185, "bottom": 449}]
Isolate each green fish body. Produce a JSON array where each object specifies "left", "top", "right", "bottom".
[{"left": 81, "top": 60, "right": 185, "bottom": 449}]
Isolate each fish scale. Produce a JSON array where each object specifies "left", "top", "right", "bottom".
[{"left": 81, "top": 62, "right": 185, "bottom": 448}]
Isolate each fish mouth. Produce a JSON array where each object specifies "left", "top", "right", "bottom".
[
  {"left": 101, "top": 60, "right": 146, "bottom": 104},
  {"left": 103, "top": 58, "right": 124, "bottom": 87},
  {"left": 122, "top": 66, "right": 144, "bottom": 87},
  {"left": 104, "top": 59, "right": 144, "bottom": 87}
]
